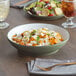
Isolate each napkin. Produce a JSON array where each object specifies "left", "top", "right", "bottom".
[
  {"left": 10, "top": 0, "right": 35, "bottom": 8},
  {"left": 27, "top": 58, "right": 76, "bottom": 75}
]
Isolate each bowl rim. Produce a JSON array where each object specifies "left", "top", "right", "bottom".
[{"left": 7, "top": 23, "right": 70, "bottom": 47}]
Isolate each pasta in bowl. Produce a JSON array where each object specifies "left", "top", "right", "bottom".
[{"left": 12, "top": 28, "right": 64, "bottom": 46}]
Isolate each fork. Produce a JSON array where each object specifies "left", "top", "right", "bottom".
[
  {"left": 35, "top": 62, "right": 76, "bottom": 71},
  {"left": 13, "top": 0, "right": 29, "bottom": 6}
]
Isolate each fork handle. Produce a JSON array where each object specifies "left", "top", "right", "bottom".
[
  {"left": 55, "top": 62, "right": 76, "bottom": 66},
  {"left": 48, "top": 62, "right": 76, "bottom": 69},
  {"left": 14, "top": 0, "right": 29, "bottom": 6}
]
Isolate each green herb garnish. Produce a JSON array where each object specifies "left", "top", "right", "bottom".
[
  {"left": 36, "top": 36, "right": 40, "bottom": 44},
  {"left": 24, "top": 36, "right": 27, "bottom": 39},
  {"left": 30, "top": 30, "right": 36, "bottom": 35},
  {"left": 47, "top": 33, "right": 50, "bottom": 36}
]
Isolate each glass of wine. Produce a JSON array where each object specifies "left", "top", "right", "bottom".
[
  {"left": 0, "top": 0, "right": 10, "bottom": 29},
  {"left": 61, "top": 0, "right": 76, "bottom": 28}
]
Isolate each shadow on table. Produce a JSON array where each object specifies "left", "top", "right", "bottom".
[{"left": 30, "top": 74, "right": 76, "bottom": 76}]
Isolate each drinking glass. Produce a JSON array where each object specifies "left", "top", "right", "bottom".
[
  {"left": 61, "top": 0, "right": 76, "bottom": 28},
  {"left": 0, "top": 0, "right": 10, "bottom": 29}
]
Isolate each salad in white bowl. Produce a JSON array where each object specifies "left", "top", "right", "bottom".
[{"left": 24, "top": 0, "right": 63, "bottom": 16}]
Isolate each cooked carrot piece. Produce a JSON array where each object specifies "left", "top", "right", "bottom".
[
  {"left": 49, "top": 37, "right": 54, "bottom": 42},
  {"left": 32, "top": 44, "right": 38, "bottom": 46},
  {"left": 54, "top": 38, "right": 58, "bottom": 44},
  {"left": 27, "top": 41, "right": 30, "bottom": 43},
  {"left": 12, "top": 35, "right": 17, "bottom": 37},
  {"left": 57, "top": 33, "right": 61, "bottom": 37},
  {"left": 39, "top": 40, "right": 43, "bottom": 44},
  {"left": 39, "top": 35, "right": 43, "bottom": 38},
  {"left": 51, "top": 40, "right": 55, "bottom": 45},
  {"left": 49, "top": 37, "right": 55, "bottom": 45},
  {"left": 39, "top": 35, "right": 47, "bottom": 38},
  {"left": 19, "top": 42, "right": 25, "bottom": 45},
  {"left": 60, "top": 38, "right": 64, "bottom": 41},
  {"left": 43, "top": 35, "right": 47, "bottom": 38},
  {"left": 56, "top": 33, "right": 62, "bottom": 39},
  {"left": 44, "top": 40, "right": 46, "bottom": 43},
  {"left": 16, "top": 39, "right": 22, "bottom": 42},
  {"left": 29, "top": 37, "right": 35, "bottom": 41},
  {"left": 12, "top": 38, "right": 17, "bottom": 41}
]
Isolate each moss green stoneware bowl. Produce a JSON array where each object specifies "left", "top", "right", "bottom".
[{"left": 7, "top": 23, "right": 70, "bottom": 56}]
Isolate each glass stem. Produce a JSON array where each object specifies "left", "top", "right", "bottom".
[
  {"left": 0, "top": 21, "right": 5, "bottom": 27},
  {"left": 66, "top": 17, "right": 74, "bottom": 25},
  {"left": 0, "top": 21, "right": 9, "bottom": 29}
]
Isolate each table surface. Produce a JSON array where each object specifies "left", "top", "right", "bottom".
[{"left": 0, "top": 8, "right": 76, "bottom": 76}]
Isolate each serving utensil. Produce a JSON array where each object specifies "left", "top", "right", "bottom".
[
  {"left": 14, "top": 0, "right": 29, "bottom": 6},
  {"left": 36, "top": 62, "right": 76, "bottom": 71}
]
